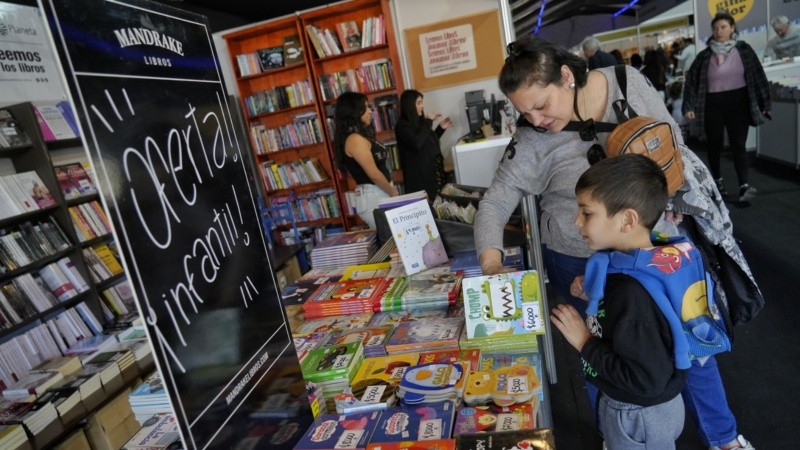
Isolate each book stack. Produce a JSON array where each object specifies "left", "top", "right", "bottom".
[
  {"left": 0, "top": 424, "right": 28, "bottom": 449},
  {"left": 0, "top": 397, "right": 60, "bottom": 440},
  {"left": 450, "top": 246, "right": 524, "bottom": 278},
  {"left": 0, "top": 218, "right": 71, "bottom": 274},
  {"left": 380, "top": 267, "right": 463, "bottom": 312},
  {"left": 82, "top": 242, "right": 124, "bottom": 283},
  {"left": 310, "top": 230, "right": 378, "bottom": 269},
  {"left": 67, "top": 200, "right": 111, "bottom": 242},
  {"left": 80, "top": 360, "right": 123, "bottom": 393},
  {"left": 371, "top": 400, "right": 456, "bottom": 441},
  {"left": 455, "top": 428, "right": 555, "bottom": 450},
  {"left": 366, "top": 307, "right": 449, "bottom": 327},
  {"left": 453, "top": 402, "right": 537, "bottom": 435},
  {"left": 384, "top": 317, "right": 462, "bottom": 354},
  {"left": 63, "top": 333, "right": 117, "bottom": 356},
  {"left": 299, "top": 341, "right": 364, "bottom": 399},
  {"left": 294, "top": 409, "right": 383, "bottom": 450},
  {"left": 84, "top": 349, "right": 136, "bottom": 383},
  {"left": 40, "top": 383, "right": 85, "bottom": 424},
  {"left": 1, "top": 371, "right": 65, "bottom": 401},
  {"left": 418, "top": 349, "right": 482, "bottom": 371},
  {"left": 303, "top": 278, "right": 388, "bottom": 318},
  {"left": 99, "top": 278, "right": 135, "bottom": 318},
  {"left": 30, "top": 355, "right": 83, "bottom": 378},
  {"left": 121, "top": 412, "right": 181, "bottom": 450},
  {"left": 459, "top": 271, "right": 545, "bottom": 353},
  {"left": 128, "top": 371, "right": 170, "bottom": 425},
  {"left": 55, "top": 370, "right": 104, "bottom": 410},
  {"left": 294, "top": 312, "right": 374, "bottom": 335},
  {"left": 333, "top": 326, "right": 394, "bottom": 358},
  {"left": 53, "top": 163, "right": 97, "bottom": 198},
  {"left": 350, "top": 353, "right": 419, "bottom": 389}
]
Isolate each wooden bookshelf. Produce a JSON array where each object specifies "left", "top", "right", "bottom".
[{"left": 223, "top": 0, "right": 405, "bottom": 231}]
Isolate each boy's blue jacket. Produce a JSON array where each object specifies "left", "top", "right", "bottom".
[{"left": 583, "top": 235, "right": 731, "bottom": 369}]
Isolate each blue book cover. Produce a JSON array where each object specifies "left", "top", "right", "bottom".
[
  {"left": 56, "top": 101, "right": 80, "bottom": 137},
  {"left": 370, "top": 400, "right": 456, "bottom": 442},
  {"left": 294, "top": 409, "right": 383, "bottom": 450}
]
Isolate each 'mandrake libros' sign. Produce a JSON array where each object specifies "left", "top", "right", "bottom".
[{"left": 39, "top": 0, "right": 300, "bottom": 448}]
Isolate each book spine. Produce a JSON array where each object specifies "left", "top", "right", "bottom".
[
  {"left": 38, "top": 263, "right": 78, "bottom": 302},
  {"left": 56, "top": 257, "right": 89, "bottom": 293}
]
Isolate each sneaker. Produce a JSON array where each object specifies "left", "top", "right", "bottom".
[
  {"left": 715, "top": 178, "right": 728, "bottom": 197},
  {"left": 709, "top": 434, "right": 755, "bottom": 450},
  {"left": 738, "top": 184, "right": 757, "bottom": 202}
]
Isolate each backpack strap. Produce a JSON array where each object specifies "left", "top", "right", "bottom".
[{"left": 612, "top": 64, "right": 639, "bottom": 122}]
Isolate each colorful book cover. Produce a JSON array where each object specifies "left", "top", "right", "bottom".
[
  {"left": 385, "top": 198, "right": 447, "bottom": 275},
  {"left": 370, "top": 400, "right": 456, "bottom": 442},
  {"left": 418, "top": 349, "right": 481, "bottom": 372},
  {"left": 395, "top": 267, "right": 462, "bottom": 304},
  {"left": 336, "top": 21, "right": 362, "bottom": 52},
  {"left": 53, "top": 165, "right": 81, "bottom": 199},
  {"left": 461, "top": 270, "right": 546, "bottom": 339},
  {"left": 12, "top": 171, "right": 56, "bottom": 208},
  {"left": 283, "top": 34, "right": 304, "bottom": 67},
  {"left": 306, "top": 278, "right": 387, "bottom": 306},
  {"left": 351, "top": 353, "right": 420, "bottom": 387},
  {"left": 0, "top": 109, "right": 32, "bottom": 148},
  {"left": 333, "top": 326, "right": 394, "bottom": 348},
  {"left": 295, "top": 313, "right": 374, "bottom": 335},
  {"left": 454, "top": 428, "right": 555, "bottom": 450},
  {"left": 385, "top": 318, "right": 463, "bottom": 353},
  {"left": 63, "top": 162, "right": 98, "bottom": 196},
  {"left": 340, "top": 262, "right": 392, "bottom": 281},
  {"left": 367, "top": 307, "right": 448, "bottom": 327},
  {"left": 294, "top": 409, "right": 383, "bottom": 450},
  {"left": 397, "top": 363, "right": 468, "bottom": 404},
  {"left": 300, "top": 341, "right": 363, "bottom": 382},
  {"left": 367, "top": 439, "right": 456, "bottom": 450},
  {"left": 120, "top": 413, "right": 180, "bottom": 450},
  {"left": 33, "top": 102, "right": 78, "bottom": 141},
  {"left": 257, "top": 46, "right": 284, "bottom": 71},
  {"left": 453, "top": 403, "right": 536, "bottom": 435}
]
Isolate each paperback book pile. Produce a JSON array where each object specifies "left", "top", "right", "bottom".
[
  {"left": 293, "top": 332, "right": 336, "bottom": 362},
  {"left": 128, "top": 371, "right": 170, "bottom": 425},
  {"left": 300, "top": 341, "right": 364, "bottom": 398},
  {"left": 1, "top": 371, "right": 64, "bottom": 401},
  {"left": 450, "top": 246, "right": 524, "bottom": 278},
  {"left": 310, "top": 230, "right": 378, "bottom": 268},
  {"left": 39, "top": 384, "right": 85, "bottom": 424},
  {"left": 294, "top": 409, "right": 383, "bottom": 450},
  {"left": 384, "top": 317, "right": 462, "bottom": 354},
  {"left": 0, "top": 424, "right": 28, "bottom": 449},
  {"left": 304, "top": 278, "right": 388, "bottom": 318},
  {"left": 396, "top": 363, "right": 467, "bottom": 405},
  {"left": 0, "top": 397, "right": 59, "bottom": 439},
  {"left": 379, "top": 267, "right": 462, "bottom": 312},
  {"left": 121, "top": 412, "right": 181, "bottom": 450},
  {"left": 55, "top": 370, "right": 104, "bottom": 409},
  {"left": 332, "top": 326, "right": 394, "bottom": 358},
  {"left": 79, "top": 360, "right": 122, "bottom": 393},
  {"left": 64, "top": 333, "right": 118, "bottom": 356},
  {"left": 30, "top": 355, "right": 82, "bottom": 378},
  {"left": 370, "top": 399, "right": 456, "bottom": 441},
  {"left": 294, "top": 312, "right": 375, "bottom": 335},
  {"left": 350, "top": 353, "right": 420, "bottom": 388},
  {"left": 367, "top": 307, "right": 449, "bottom": 327},
  {"left": 84, "top": 349, "right": 136, "bottom": 382}
]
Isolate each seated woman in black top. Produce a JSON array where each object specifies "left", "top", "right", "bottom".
[
  {"left": 395, "top": 89, "right": 452, "bottom": 200},
  {"left": 333, "top": 92, "right": 398, "bottom": 228}
]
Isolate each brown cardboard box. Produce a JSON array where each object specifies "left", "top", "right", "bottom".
[
  {"left": 53, "top": 428, "right": 91, "bottom": 450},
  {"left": 84, "top": 388, "right": 140, "bottom": 450}
]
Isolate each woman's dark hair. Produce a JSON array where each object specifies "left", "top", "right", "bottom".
[
  {"left": 333, "top": 91, "right": 373, "bottom": 171},
  {"left": 609, "top": 49, "right": 624, "bottom": 64},
  {"left": 630, "top": 53, "right": 643, "bottom": 69},
  {"left": 499, "top": 37, "right": 589, "bottom": 95},
  {"left": 399, "top": 89, "right": 424, "bottom": 129},
  {"left": 712, "top": 11, "right": 735, "bottom": 28}
]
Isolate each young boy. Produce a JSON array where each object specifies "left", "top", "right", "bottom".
[{"left": 550, "top": 155, "right": 691, "bottom": 449}]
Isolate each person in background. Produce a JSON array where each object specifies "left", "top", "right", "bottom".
[
  {"left": 582, "top": 37, "right": 617, "bottom": 69},
  {"left": 395, "top": 89, "right": 452, "bottom": 200},
  {"left": 640, "top": 49, "right": 667, "bottom": 100},
  {"left": 675, "top": 37, "right": 697, "bottom": 74},
  {"left": 764, "top": 15, "right": 800, "bottom": 60},
  {"left": 629, "top": 52, "right": 643, "bottom": 69},
  {"left": 552, "top": 155, "right": 686, "bottom": 450},
  {"left": 683, "top": 11, "right": 771, "bottom": 203},
  {"left": 609, "top": 49, "right": 625, "bottom": 65},
  {"left": 333, "top": 92, "right": 398, "bottom": 228},
  {"left": 475, "top": 36, "right": 760, "bottom": 450},
  {"left": 667, "top": 81, "right": 687, "bottom": 139}
]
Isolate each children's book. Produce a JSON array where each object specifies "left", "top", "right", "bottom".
[
  {"left": 300, "top": 341, "right": 363, "bottom": 383},
  {"left": 367, "top": 439, "right": 456, "bottom": 450},
  {"left": 385, "top": 198, "right": 447, "bottom": 275},
  {"left": 453, "top": 403, "right": 536, "bottom": 435},
  {"left": 333, "top": 379, "right": 396, "bottom": 414},
  {"left": 332, "top": 326, "right": 394, "bottom": 357},
  {"left": 397, "top": 363, "right": 468, "bottom": 404},
  {"left": 368, "top": 307, "right": 449, "bottom": 327},
  {"left": 257, "top": 46, "right": 284, "bottom": 71},
  {"left": 461, "top": 270, "right": 546, "bottom": 339},
  {"left": 283, "top": 34, "right": 304, "bottom": 67},
  {"left": 295, "top": 313, "right": 374, "bottom": 335},
  {"left": 370, "top": 400, "right": 456, "bottom": 442},
  {"left": 351, "top": 353, "right": 420, "bottom": 387},
  {"left": 304, "top": 278, "right": 388, "bottom": 317},
  {"left": 384, "top": 318, "right": 462, "bottom": 354},
  {"left": 340, "top": 262, "right": 392, "bottom": 281},
  {"left": 454, "top": 428, "right": 555, "bottom": 450},
  {"left": 336, "top": 21, "right": 362, "bottom": 52},
  {"left": 395, "top": 267, "right": 462, "bottom": 304},
  {"left": 462, "top": 364, "right": 540, "bottom": 407},
  {"left": 294, "top": 409, "right": 383, "bottom": 450}
]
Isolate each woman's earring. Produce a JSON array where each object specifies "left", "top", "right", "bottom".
[{"left": 569, "top": 82, "right": 575, "bottom": 88}]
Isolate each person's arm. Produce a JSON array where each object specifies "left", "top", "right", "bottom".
[
  {"left": 346, "top": 133, "right": 398, "bottom": 196},
  {"left": 764, "top": 38, "right": 777, "bottom": 59},
  {"left": 681, "top": 55, "right": 701, "bottom": 119}
]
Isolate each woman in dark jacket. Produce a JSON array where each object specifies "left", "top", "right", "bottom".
[
  {"left": 395, "top": 90, "right": 451, "bottom": 199},
  {"left": 683, "top": 11, "right": 771, "bottom": 203}
]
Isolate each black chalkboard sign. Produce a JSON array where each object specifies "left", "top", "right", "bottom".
[{"left": 39, "top": 0, "right": 309, "bottom": 448}]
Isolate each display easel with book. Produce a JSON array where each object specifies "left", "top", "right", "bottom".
[
  {"left": 0, "top": 103, "right": 155, "bottom": 449},
  {"left": 223, "top": 0, "right": 405, "bottom": 232}
]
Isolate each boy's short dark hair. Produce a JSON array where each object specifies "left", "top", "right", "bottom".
[{"left": 575, "top": 154, "right": 668, "bottom": 229}]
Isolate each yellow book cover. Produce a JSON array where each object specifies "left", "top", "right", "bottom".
[
  {"left": 93, "top": 244, "right": 123, "bottom": 275},
  {"left": 351, "top": 353, "right": 419, "bottom": 387},
  {"left": 340, "top": 262, "right": 391, "bottom": 281}
]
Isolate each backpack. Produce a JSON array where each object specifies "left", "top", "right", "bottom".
[
  {"left": 606, "top": 65, "right": 685, "bottom": 196},
  {"left": 583, "top": 235, "right": 731, "bottom": 368}
]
